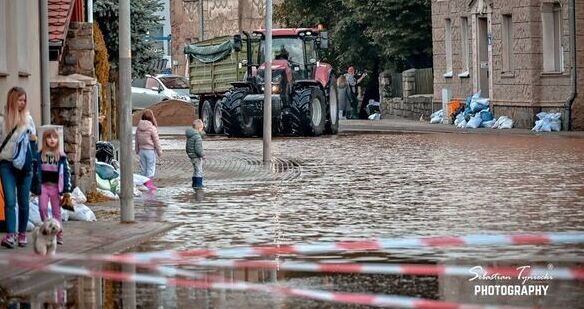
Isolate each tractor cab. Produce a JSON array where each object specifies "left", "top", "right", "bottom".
[{"left": 252, "top": 29, "right": 327, "bottom": 81}]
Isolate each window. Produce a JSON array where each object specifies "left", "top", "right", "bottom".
[
  {"left": 502, "top": 14, "right": 513, "bottom": 73},
  {"left": 132, "top": 79, "right": 147, "bottom": 88},
  {"left": 444, "top": 19, "right": 453, "bottom": 77},
  {"left": 145, "top": 78, "right": 161, "bottom": 90},
  {"left": 16, "top": 0, "right": 28, "bottom": 73},
  {"left": 460, "top": 17, "right": 470, "bottom": 76},
  {"left": 542, "top": 3, "right": 563, "bottom": 72},
  {"left": 0, "top": 0, "right": 6, "bottom": 73}
]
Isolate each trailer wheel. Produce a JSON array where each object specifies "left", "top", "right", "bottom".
[
  {"left": 289, "top": 87, "right": 326, "bottom": 136},
  {"left": 213, "top": 98, "right": 224, "bottom": 134},
  {"left": 200, "top": 100, "right": 213, "bottom": 134},
  {"left": 222, "top": 89, "right": 257, "bottom": 137},
  {"left": 325, "top": 74, "right": 339, "bottom": 135}
]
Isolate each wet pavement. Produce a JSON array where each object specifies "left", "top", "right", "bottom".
[{"left": 5, "top": 132, "right": 584, "bottom": 308}]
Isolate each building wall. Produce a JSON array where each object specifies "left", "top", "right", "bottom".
[
  {"left": 431, "top": 0, "right": 580, "bottom": 129},
  {"left": 170, "top": 0, "right": 280, "bottom": 76},
  {"left": 0, "top": 0, "right": 42, "bottom": 125}
]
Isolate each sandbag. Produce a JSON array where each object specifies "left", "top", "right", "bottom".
[
  {"left": 457, "top": 119, "right": 467, "bottom": 128},
  {"left": 466, "top": 114, "right": 483, "bottom": 129},
  {"left": 454, "top": 113, "right": 465, "bottom": 127},
  {"left": 71, "top": 187, "right": 87, "bottom": 204},
  {"left": 430, "top": 110, "right": 443, "bottom": 124},
  {"left": 97, "top": 188, "right": 119, "bottom": 200},
  {"left": 68, "top": 204, "right": 97, "bottom": 222},
  {"left": 479, "top": 109, "right": 494, "bottom": 122},
  {"left": 133, "top": 174, "right": 151, "bottom": 186},
  {"left": 96, "top": 174, "right": 112, "bottom": 191},
  {"left": 481, "top": 120, "right": 496, "bottom": 128},
  {"left": 96, "top": 161, "right": 120, "bottom": 180}
]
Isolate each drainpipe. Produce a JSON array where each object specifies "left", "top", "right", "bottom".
[
  {"left": 39, "top": 0, "right": 50, "bottom": 125},
  {"left": 564, "top": 0, "right": 577, "bottom": 131}
]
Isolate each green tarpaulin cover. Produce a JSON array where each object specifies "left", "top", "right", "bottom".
[{"left": 184, "top": 39, "right": 233, "bottom": 63}]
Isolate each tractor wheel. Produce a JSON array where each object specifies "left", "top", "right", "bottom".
[
  {"left": 290, "top": 87, "right": 326, "bottom": 136},
  {"left": 200, "top": 100, "right": 213, "bottom": 134},
  {"left": 213, "top": 98, "right": 224, "bottom": 134},
  {"left": 222, "top": 89, "right": 257, "bottom": 137},
  {"left": 325, "top": 75, "right": 339, "bottom": 135}
]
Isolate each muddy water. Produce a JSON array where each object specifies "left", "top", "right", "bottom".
[{"left": 9, "top": 133, "right": 584, "bottom": 308}]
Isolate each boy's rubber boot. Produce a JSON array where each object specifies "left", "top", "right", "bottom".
[
  {"left": 191, "top": 177, "right": 197, "bottom": 188},
  {"left": 195, "top": 177, "right": 203, "bottom": 188}
]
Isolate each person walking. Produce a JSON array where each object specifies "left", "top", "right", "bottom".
[
  {"left": 135, "top": 109, "right": 162, "bottom": 179},
  {"left": 337, "top": 75, "right": 351, "bottom": 120},
  {"left": 185, "top": 119, "right": 205, "bottom": 189},
  {"left": 0, "top": 87, "right": 37, "bottom": 248},
  {"left": 36, "top": 128, "right": 71, "bottom": 245}
]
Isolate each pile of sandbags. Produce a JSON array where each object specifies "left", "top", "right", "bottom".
[
  {"left": 96, "top": 160, "right": 157, "bottom": 199},
  {"left": 532, "top": 112, "right": 561, "bottom": 132},
  {"left": 27, "top": 187, "right": 96, "bottom": 231},
  {"left": 451, "top": 92, "right": 513, "bottom": 130}
]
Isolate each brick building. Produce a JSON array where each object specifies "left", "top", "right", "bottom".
[
  {"left": 170, "top": 0, "right": 281, "bottom": 76},
  {"left": 431, "top": 0, "right": 584, "bottom": 129}
]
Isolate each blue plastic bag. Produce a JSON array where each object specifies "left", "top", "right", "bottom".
[{"left": 479, "top": 109, "right": 494, "bottom": 122}]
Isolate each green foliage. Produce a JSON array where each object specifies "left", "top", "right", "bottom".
[
  {"left": 93, "top": 0, "right": 165, "bottom": 78},
  {"left": 274, "top": 0, "right": 432, "bottom": 73}
]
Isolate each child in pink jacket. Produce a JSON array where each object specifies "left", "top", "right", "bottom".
[{"left": 135, "top": 109, "right": 162, "bottom": 178}]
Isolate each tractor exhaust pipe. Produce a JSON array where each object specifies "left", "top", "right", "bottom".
[{"left": 242, "top": 31, "right": 253, "bottom": 82}]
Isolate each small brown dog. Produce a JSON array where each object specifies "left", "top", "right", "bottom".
[{"left": 32, "top": 218, "right": 62, "bottom": 255}]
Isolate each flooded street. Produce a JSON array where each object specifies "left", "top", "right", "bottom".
[{"left": 9, "top": 132, "right": 584, "bottom": 308}]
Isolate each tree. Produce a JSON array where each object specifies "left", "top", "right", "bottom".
[
  {"left": 274, "top": 0, "right": 432, "bottom": 72},
  {"left": 93, "top": 0, "right": 164, "bottom": 78}
]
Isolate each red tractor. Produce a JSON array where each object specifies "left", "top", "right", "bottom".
[{"left": 220, "top": 28, "right": 338, "bottom": 137}]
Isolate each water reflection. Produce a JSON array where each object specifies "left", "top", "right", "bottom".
[{"left": 6, "top": 133, "right": 584, "bottom": 308}]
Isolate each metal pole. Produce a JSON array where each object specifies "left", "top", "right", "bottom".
[
  {"left": 39, "top": 0, "right": 50, "bottom": 125},
  {"left": 87, "top": 0, "right": 93, "bottom": 23},
  {"left": 263, "top": 0, "right": 272, "bottom": 165},
  {"left": 199, "top": 0, "right": 204, "bottom": 41},
  {"left": 119, "top": 0, "right": 134, "bottom": 222}
]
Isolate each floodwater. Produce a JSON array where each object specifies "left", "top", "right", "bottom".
[{"left": 6, "top": 132, "right": 584, "bottom": 308}]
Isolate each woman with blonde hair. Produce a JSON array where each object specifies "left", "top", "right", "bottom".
[{"left": 0, "top": 87, "right": 37, "bottom": 248}]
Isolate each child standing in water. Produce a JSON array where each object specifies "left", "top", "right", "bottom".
[
  {"left": 36, "top": 128, "right": 71, "bottom": 245},
  {"left": 185, "top": 119, "right": 205, "bottom": 189}
]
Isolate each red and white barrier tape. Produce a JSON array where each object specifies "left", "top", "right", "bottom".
[
  {"left": 131, "top": 231, "right": 584, "bottom": 261},
  {"left": 1, "top": 232, "right": 583, "bottom": 266},
  {"left": 163, "top": 259, "right": 584, "bottom": 281},
  {"left": 0, "top": 259, "right": 531, "bottom": 309},
  {"left": 4, "top": 253, "right": 582, "bottom": 281}
]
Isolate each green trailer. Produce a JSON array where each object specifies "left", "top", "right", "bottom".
[{"left": 184, "top": 35, "right": 249, "bottom": 134}]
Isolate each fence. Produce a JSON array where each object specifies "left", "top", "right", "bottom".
[
  {"left": 389, "top": 72, "right": 403, "bottom": 98},
  {"left": 414, "top": 68, "right": 433, "bottom": 95}
]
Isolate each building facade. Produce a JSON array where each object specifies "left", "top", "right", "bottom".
[
  {"left": 431, "top": 0, "right": 584, "bottom": 129},
  {"left": 0, "top": 0, "right": 42, "bottom": 124},
  {"left": 170, "top": 0, "right": 281, "bottom": 76}
]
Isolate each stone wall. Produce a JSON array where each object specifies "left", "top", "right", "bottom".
[
  {"left": 379, "top": 70, "right": 439, "bottom": 121},
  {"left": 60, "top": 23, "right": 95, "bottom": 77},
  {"left": 170, "top": 0, "right": 282, "bottom": 76},
  {"left": 50, "top": 22, "right": 97, "bottom": 193}
]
